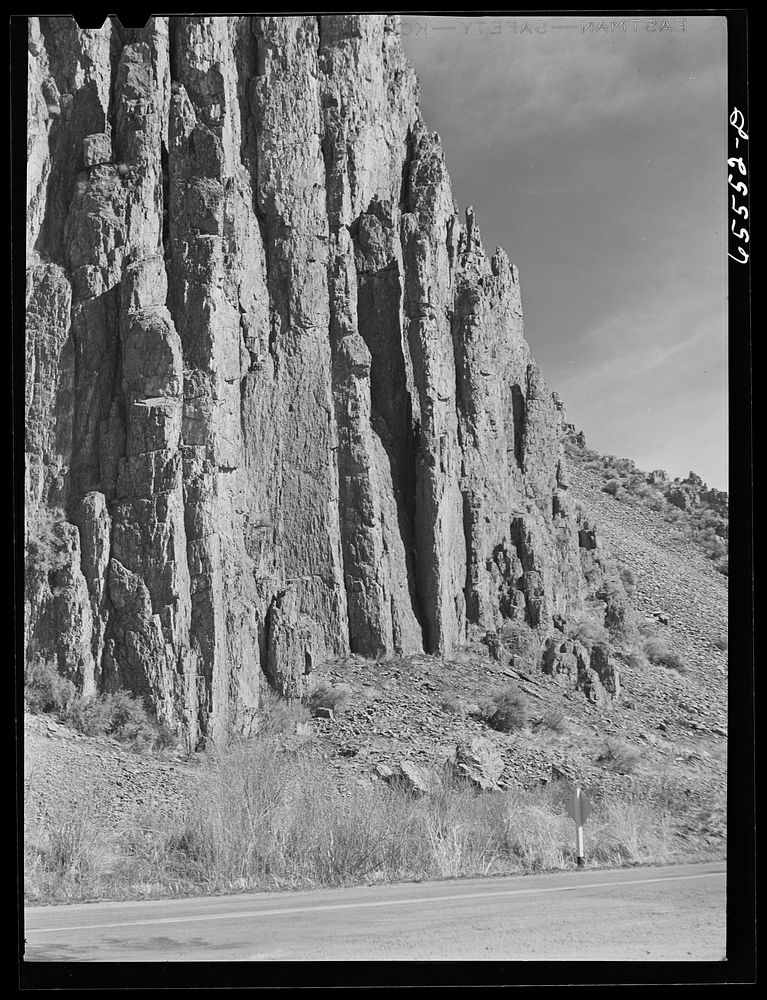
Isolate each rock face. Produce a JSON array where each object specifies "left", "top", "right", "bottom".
[{"left": 25, "top": 15, "right": 630, "bottom": 745}]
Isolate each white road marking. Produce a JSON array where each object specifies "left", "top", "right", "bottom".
[{"left": 26, "top": 870, "right": 724, "bottom": 935}]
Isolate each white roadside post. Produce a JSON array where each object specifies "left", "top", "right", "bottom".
[{"left": 566, "top": 786, "right": 593, "bottom": 867}]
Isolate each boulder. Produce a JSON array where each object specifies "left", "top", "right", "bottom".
[
  {"left": 448, "top": 736, "right": 504, "bottom": 791},
  {"left": 374, "top": 760, "right": 432, "bottom": 795}
]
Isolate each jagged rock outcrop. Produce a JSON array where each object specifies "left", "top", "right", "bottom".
[
  {"left": 25, "top": 14, "right": 631, "bottom": 744},
  {"left": 668, "top": 472, "right": 729, "bottom": 521},
  {"left": 541, "top": 636, "right": 621, "bottom": 707}
]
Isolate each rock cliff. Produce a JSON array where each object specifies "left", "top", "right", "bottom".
[{"left": 25, "top": 14, "right": 630, "bottom": 745}]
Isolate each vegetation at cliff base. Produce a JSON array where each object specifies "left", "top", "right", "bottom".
[
  {"left": 24, "top": 659, "right": 177, "bottom": 753},
  {"left": 24, "top": 736, "right": 725, "bottom": 904}
]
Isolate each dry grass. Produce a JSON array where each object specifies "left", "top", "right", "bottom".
[
  {"left": 258, "top": 688, "right": 311, "bottom": 734},
  {"left": 24, "top": 737, "right": 726, "bottom": 904},
  {"left": 587, "top": 794, "right": 674, "bottom": 864},
  {"left": 24, "top": 786, "right": 106, "bottom": 902},
  {"left": 596, "top": 738, "right": 642, "bottom": 774}
]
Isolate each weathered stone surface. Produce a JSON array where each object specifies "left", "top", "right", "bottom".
[
  {"left": 266, "top": 586, "right": 324, "bottom": 699},
  {"left": 448, "top": 736, "right": 504, "bottom": 791},
  {"left": 82, "top": 131, "right": 112, "bottom": 167},
  {"left": 25, "top": 14, "right": 630, "bottom": 742},
  {"left": 375, "top": 759, "right": 432, "bottom": 795}
]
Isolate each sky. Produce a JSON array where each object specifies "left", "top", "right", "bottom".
[{"left": 402, "top": 14, "right": 728, "bottom": 490}]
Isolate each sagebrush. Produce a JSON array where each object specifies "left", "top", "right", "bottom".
[
  {"left": 24, "top": 658, "right": 75, "bottom": 714},
  {"left": 304, "top": 678, "right": 352, "bottom": 717},
  {"left": 642, "top": 638, "right": 688, "bottom": 674},
  {"left": 477, "top": 684, "right": 528, "bottom": 733}
]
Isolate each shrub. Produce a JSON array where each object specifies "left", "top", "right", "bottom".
[
  {"left": 479, "top": 684, "right": 528, "bottom": 733},
  {"left": 62, "top": 694, "right": 113, "bottom": 737},
  {"left": 62, "top": 690, "right": 176, "bottom": 751},
  {"left": 536, "top": 705, "right": 568, "bottom": 734},
  {"left": 662, "top": 651, "right": 687, "bottom": 674},
  {"left": 597, "top": 580, "right": 619, "bottom": 601},
  {"left": 642, "top": 637, "right": 668, "bottom": 659},
  {"left": 619, "top": 648, "right": 648, "bottom": 671},
  {"left": 567, "top": 614, "right": 609, "bottom": 647},
  {"left": 642, "top": 638, "right": 688, "bottom": 674},
  {"left": 25, "top": 506, "right": 69, "bottom": 581},
  {"left": 440, "top": 694, "right": 464, "bottom": 716},
  {"left": 588, "top": 793, "right": 674, "bottom": 864},
  {"left": 713, "top": 556, "right": 728, "bottom": 576},
  {"left": 304, "top": 678, "right": 352, "bottom": 718},
  {"left": 698, "top": 531, "right": 727, "bottom": 562},
  {"left": 24, "top": 658, "right": 75, "bottom": 714},
  {"left": 602, "top": 479, "right": 622, "bottom": 496},
  {"left": 618, "top": 566, "right": 636, "bottom": 597},
  {"left": 597, "top": 738, "right": 641, "bottom": 774}
]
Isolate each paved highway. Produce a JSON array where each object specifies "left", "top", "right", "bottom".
[{"left": 24, "top": 861, "right": 725, "bottom": 962}]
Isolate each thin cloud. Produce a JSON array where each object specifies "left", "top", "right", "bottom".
[{"left": 402, "top": 16, "right": 728, "bottom": 490}]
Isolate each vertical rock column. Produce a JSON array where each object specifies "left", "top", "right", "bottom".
[
  {"left": 100, "top": 20, "right": 195, "bottom": 734},
  {"left": 451, "top": 210, "right": 530, "bottom": 631},
  {"left": 167, "top": 16, "right": 261, "bottom": 739},
  {"left": 25, "top": 18, "right": 119, "bottom": 694},
  {"left": 451, "top": 208, "right": 587, "bottom": 633},
  {"left": 248, "top": 15, "right": 349, "bottom": 690},
  {"left": 319, "top": 15, "right": 423, "bottom": 657},
  {"left": 401, "top": 128, "right": 467, "bottom": 653}
]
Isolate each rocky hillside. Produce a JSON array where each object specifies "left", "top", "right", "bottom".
[
  {"left": 25, "top": 435, "right": 728, "bottom": 840},
  {"left": 25, "top": 454, "right": 728, "bottom": 850},
  {"left": 25, "top": 14, "right": 636, "bottom": 745},
  {"left": 24, "top": 400, "right": 729, "bottom": 890},
  {"left": 564, "top": 428, "right": 728, "bottom": 576}
]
